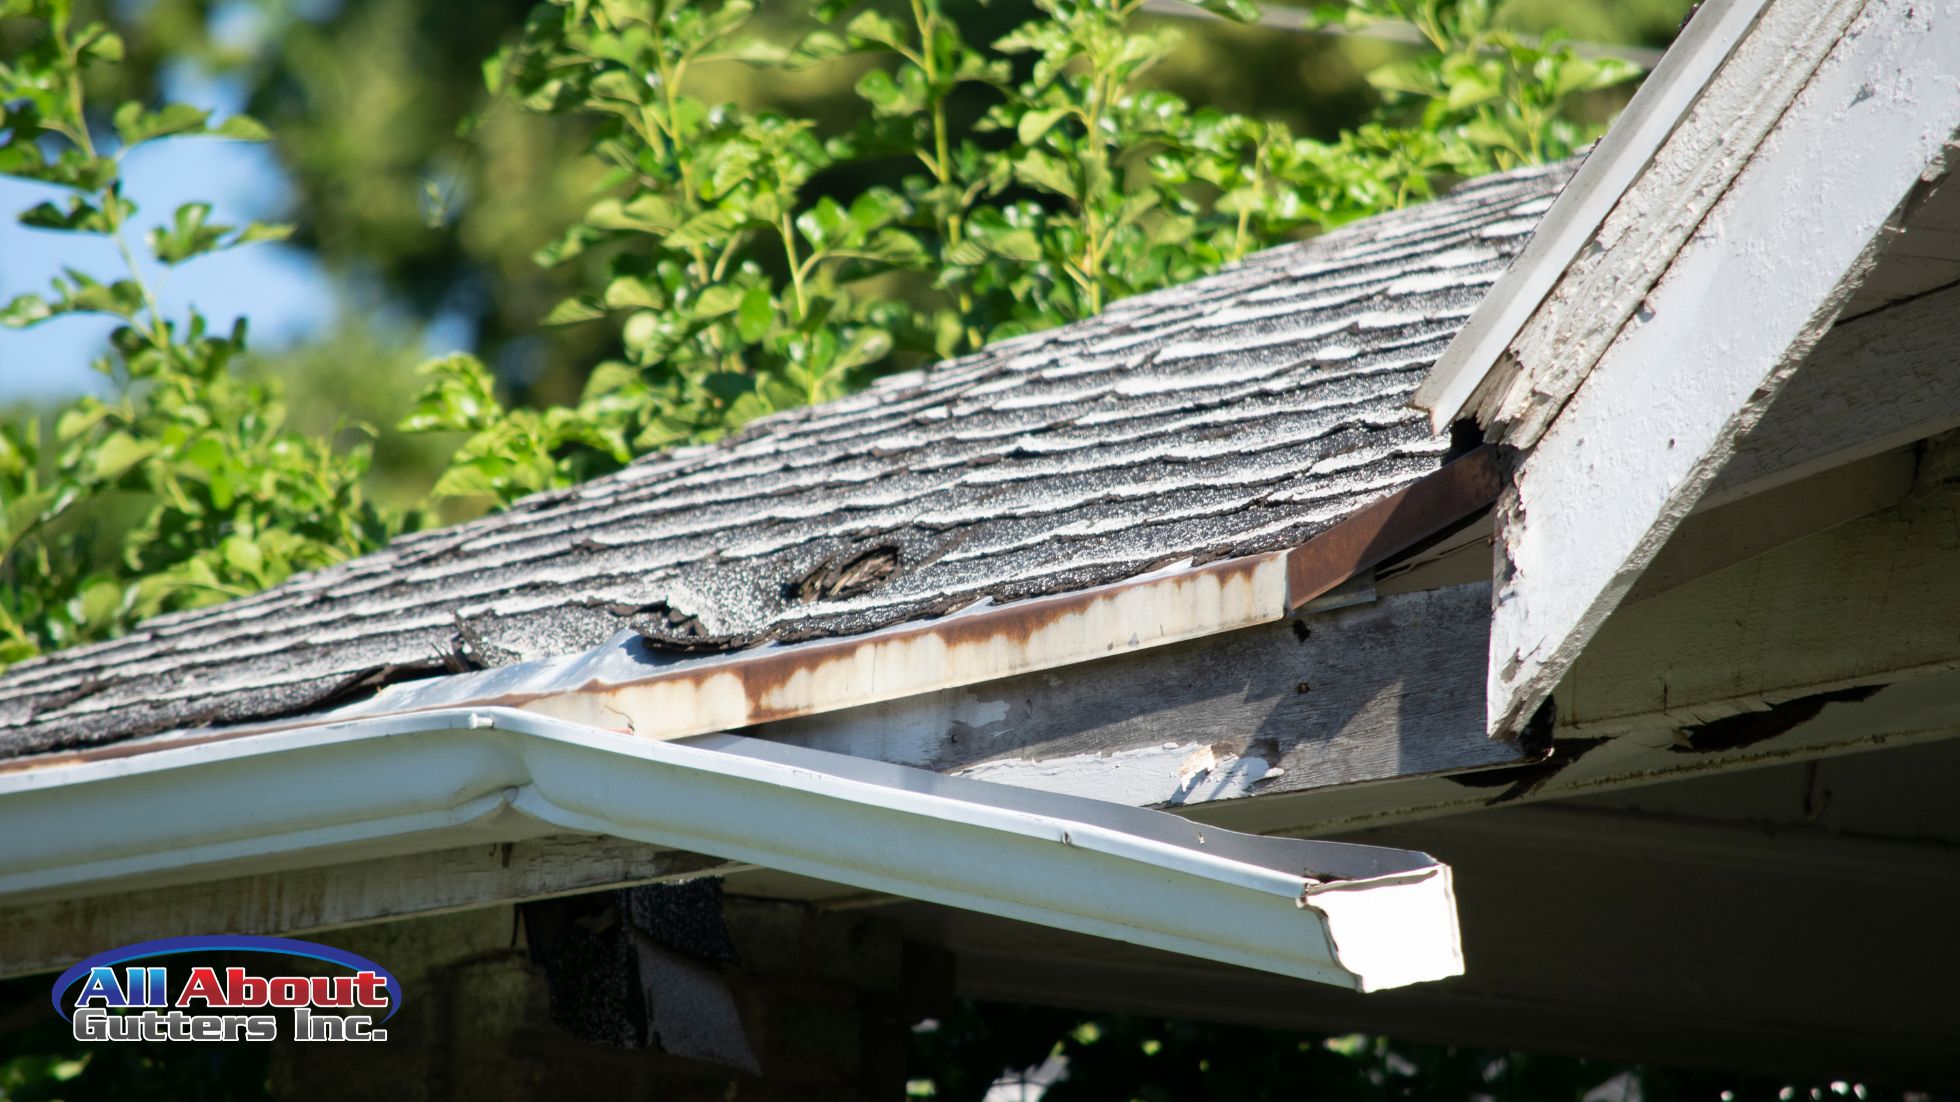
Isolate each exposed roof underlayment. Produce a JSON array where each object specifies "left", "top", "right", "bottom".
[{"left": 0, "top": 162, "right": 1573, "bottom": 758}]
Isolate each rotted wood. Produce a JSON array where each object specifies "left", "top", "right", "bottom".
[
  {"left": 763, "top": 582, "right": 1526, "bottom": 808},
  {"left": 1483, "top": 0, "right": 1960, "bottom": 738}
]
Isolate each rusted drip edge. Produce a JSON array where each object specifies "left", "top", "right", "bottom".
[
  {"left": 512, "top": 550, "right": 1292, "bottom": 737},
  {"left": 4, "top": 453, "right": 1498, "bottom": 774},
  {"left": 1285, "top": 445, "right": 1501, "bottom": 611}
]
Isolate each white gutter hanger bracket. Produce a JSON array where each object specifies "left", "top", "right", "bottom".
[{"left": 0, "top": 708, "right": 1464, "bottom": 993}]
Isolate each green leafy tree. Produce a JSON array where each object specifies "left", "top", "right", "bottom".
[
  {"left": 0, "top": 0, "right": 403, "bottom": 664},
  {"left": 402, "top": 0, "right": 1637, "bottom": 507}
]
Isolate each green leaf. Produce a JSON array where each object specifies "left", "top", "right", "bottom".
[
  {"left": 3, "top": 490, "right": 55, "bottom": 544},
  {"left": 693, "top": 284, "right": 745, "bottom": 319},
  {"left": 57, "top": 271, "right": 146, "bottom": 319},
  {"left": 543, "top": 296, "right": 607, "bottom": 326},
  {"left": 17, "top": 195, "right": 128, "bottom": 234},
  {"left": 736, "top": 284, "right": 774, "bottom": 342},
  {"left": 222, "top": 536, "right": 266, "bottom": 580},
  {"left": 55, "top": 405, "right": 108, "bottom": 442},
  {"left": 1195, "top": 0, "right": 1262, "bottom": 23},
  {"left": 1016, "top": 107, "right": 1071, "bottom": 146},
  {"left": 855, "top": 67, "right": 927, "bottom": 118},
  {"left": 785, "top": 30, "right": 850, "bottom": 67},
  {"left": 833, "top": 326, "right": 892, "bottom": 373},
  {"left": 235, "top": 221, "right": 295, "bottom": 245},
  {"left": 1012, "top": 151, "right": 1077, "bottom": 199},
  {"left": 795, "top": 196, "right": 850, "bottom": 249},
  {"left": 844, "top": 9, "right": 907, "bottom": 50},
  {"left": 587, "top": 193, "right": 683, "bottom": 233},
  {"left": 77, "top": 24, "right": 126, "bottom": 63},
  {"left": 88, "top": 432, "right": 157, "bottom": 481},
  {"left": 11, "top": 149, "right": 119, "bottom": 191},
  {"left": 211, "top": 114, "right": 273, "bottom": 141},
  {"left": 481, "top": 46, "right": 512, "bottom": 95},
  {"left": 75, "top": 578, "right": 127, "bottom": 628},
  {"left": 113, "top": 102, "right": 211, "bottom": 147},
  {"left": 147, "top": 202, "right": 232, "bottom": 266}
]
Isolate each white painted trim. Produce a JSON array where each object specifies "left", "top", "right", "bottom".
[
  {"left": 0, "top": 707, "right": 1462, "bottom": 992},
  {"left": 1485, "top": 0, "right": 1960, "bottom": 734},
  {"left": 1701, "top": 281, "right": 1960, "bottom": 510},
  {"left": 1411, "top": 0, "right": 1772, "bottom": 429}
]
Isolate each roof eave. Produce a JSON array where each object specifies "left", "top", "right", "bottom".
[{"left": 4, "top": 448, "right": 1502, "bottom": 772}]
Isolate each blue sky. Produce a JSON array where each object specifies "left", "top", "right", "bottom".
[{"left": 0, "top": 63, "right": 337, "bottom": 404}]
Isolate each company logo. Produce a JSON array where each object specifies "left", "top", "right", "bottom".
[{"left": 51, "top": 935, "right": 401, "bottom": 1043}]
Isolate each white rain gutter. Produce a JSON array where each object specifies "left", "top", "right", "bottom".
[
  {"left": 1411, "top": 0, "right": 1772, "bottom": 430},
  {"left": 0, "top": 707, "right": 1462, "bottom": 993}
]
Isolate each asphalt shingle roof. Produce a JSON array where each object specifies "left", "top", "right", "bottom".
[{"left": 0, "top": 158, "right": 1575, "bottom": 759}]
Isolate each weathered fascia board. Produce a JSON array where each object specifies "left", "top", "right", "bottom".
[
  {"left": 1429, "top": 0, "right": 1870, "bottom": 443},
  {"left": 1483, "top": 0, "right": 1960, "bottom": 736},
  {"left": 4, "top": 448, "right": 1500, "bottom": 775},
  {"left": 0, "top": 708, "right": 1464, "bottom": 993},
  {"left": 0, "top": 837, "right": 733, "bottom": 981},
  {"left": 1408, "top": 0, "right": 1777, "bottom": 430},
  {"left": 760, "top": 582, "right": 1529, "bottom": 809}
]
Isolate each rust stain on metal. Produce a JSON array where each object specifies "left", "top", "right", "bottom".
[
  {"left": 519, "top": 551, "right": 1289, "bottom": 739},
  {"left": 1284, "top": 445, "right": 1502, "bottom": 611},
  {"left": 0, "top": 727, "right": 261, "bottom": 776},
  {"left": 521, "top": 454, "right": 1499, "bottom": 741}
]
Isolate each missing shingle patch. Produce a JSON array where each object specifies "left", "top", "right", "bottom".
[{"left": 789, "top": 545, "right": 903, "bottom": 604}]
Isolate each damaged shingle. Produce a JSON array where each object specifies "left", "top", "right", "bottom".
[
  {"left": 790, "top": 545, "right": 903, "bottom": 604},
  {"left": 0, "top": 159, "right": 1579, "bottom": 759}
]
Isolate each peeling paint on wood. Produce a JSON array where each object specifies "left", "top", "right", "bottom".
[
  {"left": 1485, "top": 0, "right": 1960, "bottom": 736},
  {"left": 1468, "top": 0, "right": 1870, "bottom": 445}
]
